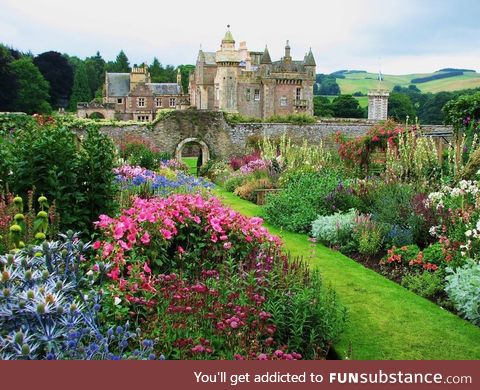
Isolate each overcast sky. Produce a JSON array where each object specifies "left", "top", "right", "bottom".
[{"left": 1, "top": 0, "right": 478, "bottom": 74}]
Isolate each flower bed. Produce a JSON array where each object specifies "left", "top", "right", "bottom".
[{"left": 91, "top": 193, "right": 346, "bottom": 359}]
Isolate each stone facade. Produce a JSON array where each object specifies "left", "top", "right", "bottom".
[
  {"left": 368, "top": 88, "right": 390, "bottom": 120},
  {"left": 77, "top": 67, "right": 189, "bottom": 121},
  {"left": 189, "top": 29, "right": 316, "bottom": 119}
]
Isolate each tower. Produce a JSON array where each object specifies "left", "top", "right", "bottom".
[
  {"left": 177, "top": 68, "right": 183, "bottom": 93},
  {"left": 367, "top": 71, "right": 389, "bottom": 120},
  {"left": 130, "top": 65, "right": 150, "bottom": 91},
  {"left": 214, "top": 26, "right": 241, "bottom": 112}
]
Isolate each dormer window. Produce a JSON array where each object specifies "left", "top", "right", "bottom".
[{"left": 137, "top": 97, "right": 145, "bottom": 107}]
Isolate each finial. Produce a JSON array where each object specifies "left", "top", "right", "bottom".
[{"left": 227, "top": 24, "right": 230, "bottom": 29}]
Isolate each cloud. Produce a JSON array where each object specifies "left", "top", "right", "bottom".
[{"left": 0, "top": 0, "right": 479, "bottom": 74}]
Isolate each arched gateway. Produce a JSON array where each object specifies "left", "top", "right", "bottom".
[{"left": 175, "top": 138, "right": 210, "bottom": 165}]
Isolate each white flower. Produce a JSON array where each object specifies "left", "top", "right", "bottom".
[
  {"left": 429, "top": 226, "right": 438, "bottom": 237},
  {"left": 86, "top": 270, "right": 93, "bottom": 276},
  {"left": 476, "top": 220, "right": 480, "bottom": 231},
  {"left": 84, "top": 294, "right": 89, "bottom": 301},
  {"left": 114, "top": 296, "right": 121, "bottom": 306},
  {"left": 466, "top": 230, "right": 473, "bottom": 237}
]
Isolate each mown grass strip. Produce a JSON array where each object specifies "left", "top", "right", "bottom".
[{"left": 213, "top": 188, "right": 480, "bottom": 360}]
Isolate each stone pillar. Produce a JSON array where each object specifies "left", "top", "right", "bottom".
[{"left": 368, "top": 89, "right": 389, "bottom": 120}]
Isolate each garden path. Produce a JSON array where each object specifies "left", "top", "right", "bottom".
[{"left": 214, "top": 188, "right": 480, "bottom": 360}]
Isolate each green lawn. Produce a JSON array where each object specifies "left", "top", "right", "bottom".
[
  {"left": 182, "top": 157, "right": 198, "bottom": 176},
  {"left": 213, "top": 188, "right": 480, "bottom": 360}
]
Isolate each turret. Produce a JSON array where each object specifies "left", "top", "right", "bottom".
[
  {"left": 259, "top": 45, "right": 272, "bottom": 77},
  {"left": 284, "top": 40, "right": 292, "bottom": 64}
]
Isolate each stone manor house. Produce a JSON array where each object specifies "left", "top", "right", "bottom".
[
  {"left": 189, "top": 29, "right": 316, "bottom": 119},
  {"left": 77, "top": 66, "right": 188, "bottom": 121}
]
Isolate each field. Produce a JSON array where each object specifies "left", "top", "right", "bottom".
[{"left": 335, "top": 71, "right": 480, "bottom": 95}]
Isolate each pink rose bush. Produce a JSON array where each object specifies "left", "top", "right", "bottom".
[{"left": 91, "top": 193, "right": 345, "bottom": 360}]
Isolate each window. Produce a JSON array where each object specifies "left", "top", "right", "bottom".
[
  {"left": 137, "top": 97, "right": 145, "bottom": 107},
  {"left": 280, "top": 96, "right": 287, "bottom": 106},
  {"left": 155, "top": 97, "right": 162, "bottom": 107},
  {"left": 169, "top": 98, "right": 176, "bottom": 107},
  {"left": 136, "top": 115, "right": 149, "bottom": 122},
  {"left": 215, "top": 87, "right": 220, "bottom": 100},
  {"left": 246, "top": 89, "right": 251, "bottom": 101},
  {"left": 296, "top": 88, "right": 302, "bottom": 100},
  {"left": 254, "top": 89, "right": 260, "bottom": 101},
  {"left": 117, "top": 98, "right": 123, "bottom": 104}
]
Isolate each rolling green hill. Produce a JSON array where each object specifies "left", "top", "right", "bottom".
[{"left": 334, "top": 70, "right": 480, "bottom": 95}]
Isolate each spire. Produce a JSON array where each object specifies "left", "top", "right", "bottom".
[
  {"left": 260, "top": 45, "right": 272, "bottom": 64},
  {"left": 285, "top": 40, "right": 291, "bottom": 59},
  {"left": 222, "top": 24, "right": 235, "bottom": 44},
  {"left": 305, "top": 47, "right": 316, "bottom": 66}
]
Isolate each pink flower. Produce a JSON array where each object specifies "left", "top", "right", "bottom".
[
  {"left": 230, "top": 320, "right": 239, "bottom": 329},
  {"left": 257, "top": 353, "right": 268, "bottom": 360},
  {"left": 140, "top": 232, "right": 151, "bottom": 244},
  {"left": 93, "top": 241, "right": 101, "bottom": 250},
  {"left": 102, "top": 242, "right": 114, "bottom": 258},
  {"left": 161, "top": 229, "right": 173, "bottom": 240},
  {"left": 92, "top": 264, "right": 99, "bottom": 272},
  {"left": 177, "top": 246, "right": 185, "bottom": 254},
  {"left": 223, "top": 242, "right": 232, "bottom": 250},
  {"left": 143, "top": 262, "right": 151, "bottom": 274}
]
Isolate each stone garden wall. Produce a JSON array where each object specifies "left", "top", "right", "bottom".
[{"left": 90, "top": 110, "right": 453, "bottom": 159}]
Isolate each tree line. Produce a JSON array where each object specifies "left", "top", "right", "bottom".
[{"left": 0, "top": 44, "right": 194, "bottom": 114}]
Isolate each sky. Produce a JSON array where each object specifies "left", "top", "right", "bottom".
[{"left": 0, "top": 0, "right": 479, "bottom": 75}]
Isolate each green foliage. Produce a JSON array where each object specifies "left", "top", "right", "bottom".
[
  {"left": 177, "top": 64, "right": 195, "bottom": 93},
  {"left": 10, "top": 57, "right": 51, "bottom": 114},
  {"left": 264, "top": 264, "right": 346, "bottom": 359},
  {"left": 264, "top": 170, "right": 343, "bottom": 233},
  {"left": 311, "top": 209, "right": 356, "bottom": 247},
  {"left": 0, "top": 44, "right": 18, "bottom": 111},
  {"left": 445, "top": 260, "right": 480, "bottom": 325},
  {"left": 353, "top": 215, "right": 385, "bottom": 256},
  {"left": 314, "top": 74, "right": 340, "bottom": 96},
  {"left": 6, "top": 120, "right": 116, "bottom": 231},
  {"left": 331, "top": 94, "right": 364, "bottom": 118},
  {"left": 313, "top": 96, "right": 334, "bottom": 117},
  {"left": 223, "top": 174, "right": 245, "bottom": 192},
  {"left": 33, "top": 51, "right": 74, "bottom": 108},
  {"left": 401, "top": 271, "right": 446, "bottom": 300},
  {"left": 84, "top": 51, "right": 106, "bottom": 99},
  {"left": 76, "top": 126, "right": 117, "bottom": 231},
  {"left": 443, "top": 92, "right": 480, "bottom": 132},
  {"left": 422, "top": 243, "right": 445, "bottom": 266},
  {"left": 388, "top": 92, "right": 416, "bottom": 122},
  {"left": 108, "top": 50, "right": 130, "bottom": 73},
  {"left": 69, "top": 62, "right": 91, "bottom": 110}
]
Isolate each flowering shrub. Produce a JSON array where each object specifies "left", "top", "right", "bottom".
[
  {"left": 117, "top": 134, "right": 171, "bottom": 170},
  {"left": 335, "top": 120, "right": 403, "bottom": 171},
  {"left": 0, "top": 232, "right": 158, "bottom": 360},
  {"left": 229, "top": 152, "right": 261, "bottom": 171},
  {"left": 160, "top": 159, "right": 190, "bottom": 174},
  {"left": 311, "top": 209, "right": 357, "bottom": 248},
  {"left": 239, "top": 159, "right": 271, "bottom": 175},
  {"left": 353, "top": 214, "right": 385, "bottom": 256},
  {"left": 91, "top": 194, "right": 345, "bottom": 359},
  {"left": 114, "top": 165, "right": 213, "bottom": 200},
  {"left": 381, "top": 245, "right": 440, "bottom": 271},
  {"left": 427, "top": 180, "right": 480, "bottom": 261}
]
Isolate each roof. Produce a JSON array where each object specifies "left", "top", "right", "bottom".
[
  {"left": 106, "top": 73, "right": 130, "bottom": 96},
  {"left": 260, "top": 46, "right": 272, "bottom": 64},
  {"left": 305, "top": 48, "right": 316, "bottom": 66},
  {"left": 147, "top": 83, "right": 182, "bottom": 95},
  {"left": 203, "top": 52, "right": 216, "bottom": 65},
  {"left": 272, "top": 60, "right": 306, "bottom": 73},
  {"left": 222, "top": 29, "right": 235, "bottom": 43}
]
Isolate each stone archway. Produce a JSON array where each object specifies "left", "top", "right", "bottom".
[
  {"left": 88, "top": 112, "right": 105, "bottom": 119},
  {"left": 175, "top": 137, "right": 210, "bottom": 165}
]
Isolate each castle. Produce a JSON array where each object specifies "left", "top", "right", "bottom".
[
  {"left": 77, "top": 66, "right": 188, "bottom": 121},
  {"left": 188, "top": 28, "right": 316, "bottom": 119}
]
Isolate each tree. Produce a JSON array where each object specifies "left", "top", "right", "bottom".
[
  {"left": 388, "top": 92, "right": 416, "bottom": 122},
  {"left": 177, "top": 64, "right": 195, "bottom": 93},
  {"left": 149, "top": 57, "right": 163, "bottom": 82},
  {"left": 10, "top": 57, "right": 51, "bottom": 114},
  {"left": 111, "top": 50, "right": 130, "bottom": 73},
  {"left": 33, "top": 51, "right": 73, "bottom": 109},
  {"left": 69, "top": 62, "right": 91, "bottom": 110},
  {"left": 85, "top": 51, "right": 106, "bottom": 98},
  {"left": 331, "top": 95, "right": 364, "bottom": 118},
  {"left": 444, "top": 92, "right": 480, "bottom": 130},
  {"left": 314, "top": 74, "right": 340, "bottom": 96},
  {"left": 0, "top": 44, "right": 19, "bottom": 111},
  {"left": 313, "top": 96, "right": 334, "bottom": 117}
]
